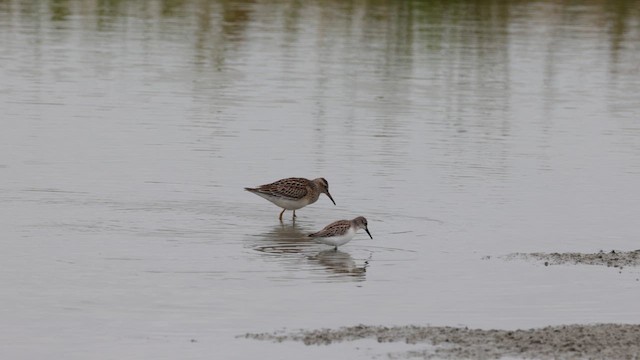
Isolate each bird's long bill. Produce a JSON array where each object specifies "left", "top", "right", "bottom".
[
  {"left": 365, "top": 227, "right": 373, "bottom": 239},
  {"left": 325, "top": 191, "right": 336, "bottom": 205}
]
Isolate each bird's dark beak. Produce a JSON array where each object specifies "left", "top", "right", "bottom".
[
  {"left": 365, "top": 227, "right": 373, "bottom": 239},
  {"left": 326, "top": 191, "right": 336, "bottom": 205}
]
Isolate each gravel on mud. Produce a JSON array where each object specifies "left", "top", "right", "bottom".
[
  {"left": 243, "top": 323, "right": 640, "bottom": 359},
  {"left": 503, "top": 249, "right": 640, "bottom": 268}
]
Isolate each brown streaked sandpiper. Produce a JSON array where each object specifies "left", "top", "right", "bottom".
[{"left": 245, "top": 177, "right": 336, "bottom": 221}]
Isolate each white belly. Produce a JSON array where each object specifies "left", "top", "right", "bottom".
[
  {"left": 255, "top": 193, "right": 310, "bottom": 210},
  {"left": 313, "top": 228, "right": 356, "bottom": 247}
]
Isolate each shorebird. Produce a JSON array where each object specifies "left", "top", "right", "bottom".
[
  {"left": 245, "top": 177, "right": 336, "bottom": 220},
  {"left": 308, "top": 216, "right": 372, "bottom": 250}
]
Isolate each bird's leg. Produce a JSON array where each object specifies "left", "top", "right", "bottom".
[
  {"left": 334, "top": 246, "right": 338, "bottom": 251},
  {"left": 292, "top": 210, "right": 297, "bottom": 219},
  {"left": 279, "top": 209, "right": 286, "bottom": 221}
]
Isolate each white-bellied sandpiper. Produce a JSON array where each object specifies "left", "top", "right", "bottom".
[{"left": 308, "top": 216, "right": 372, "bottom": 250}]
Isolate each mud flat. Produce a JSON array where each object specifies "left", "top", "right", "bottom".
[
  {"left": 243, "top": 323, "right": 640, "bottom": 359},
  {"left": 504, "top": 250, "right": 640, "bottom": 268}
]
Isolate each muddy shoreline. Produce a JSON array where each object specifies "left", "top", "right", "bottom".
[
  {"left": 243, "top": 250, "right": 640, "bottom": 358},
  {"left": 244, "top": 323, "right": 640, "bottom": 359},
  {"left": 503, "top": 249, "right": 640, "bottom": 269}
]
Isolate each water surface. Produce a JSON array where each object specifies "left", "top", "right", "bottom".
[{"left": 1, "top": 1, "right": 640, "bottom": 359}]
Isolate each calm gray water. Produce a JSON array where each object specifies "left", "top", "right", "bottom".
[{"left": 2, "top": 0, "right": 640, "bottom": 359}]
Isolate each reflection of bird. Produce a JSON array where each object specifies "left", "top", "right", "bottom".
[
  {"left": 252, "top": 223, "right": 309, "bottom": 254},
  {"left": 308, "top": 216, "right": 372, "bottom": 250},
  {"left": 245, "top": 177, "right": 336, "bottom": 221},
  {"left": 310, "top": 249, "right": 367, "bottom": 276}
]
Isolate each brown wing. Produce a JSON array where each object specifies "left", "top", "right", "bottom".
[
  {"left": 309, "top": 220, "right": 350, "bottom": 238},
  {"left": 253, "top": 177, "right": 310, "bottom": 200}
]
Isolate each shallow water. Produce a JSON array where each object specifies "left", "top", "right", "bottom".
[{"left": 2, "top": 0, "right": 640, "bottom": 359}]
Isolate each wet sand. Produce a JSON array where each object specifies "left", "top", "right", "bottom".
[
  {"left": 244, "top": 323, "right": 640, "bottom": 359},
  {"left": 503, "top": 250, "right": 640, "bottom": 269},
  {"left": 244, "top": 251, "right": 640, "bottom": 359}
]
